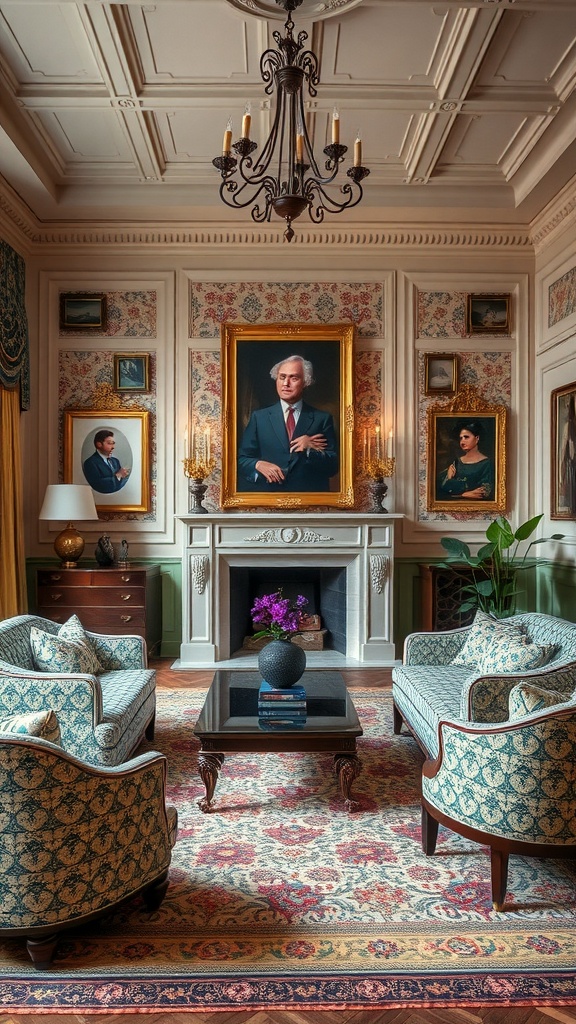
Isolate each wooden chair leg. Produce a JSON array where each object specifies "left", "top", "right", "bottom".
[
  {"left": 142, "top": 869, "right": 169, "bottom": 911},
  {"left": 26, "top": 933, "right": 58, "bottom": 968},
  {"left": 392, "top": 701, "right": 403, "bottom": 735},
  {"left": 490, "top": 848, "right": 509, "bottom": 911},
  {"left": 422, "top": 803, "right": 440, "bottom": 855}
]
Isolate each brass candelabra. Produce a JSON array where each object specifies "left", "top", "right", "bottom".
[
  {"left": 183, "top": 456, "right": 216, "bottom": 514},
  {"left": 365, "top": 456, "right": 395, "bottom": 514}
]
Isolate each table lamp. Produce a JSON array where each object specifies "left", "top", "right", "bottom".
[{"left": 39, "top": 484, "right": 99, "bottom": 567}]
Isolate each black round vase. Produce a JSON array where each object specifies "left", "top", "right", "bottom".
[{"left": 257, "top": 639, "right": 306, "bottom": 689}]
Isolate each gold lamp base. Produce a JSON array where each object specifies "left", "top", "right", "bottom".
[{"left": 53, "top": 522, "right": 85, "bottom": 568}]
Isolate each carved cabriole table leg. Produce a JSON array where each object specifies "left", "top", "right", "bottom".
[
  {"left": 197, "top": 751, "right": 224, "bottom": 812},
  {"left": 333, "top": 753, "right": 361, "bottom": 811}
]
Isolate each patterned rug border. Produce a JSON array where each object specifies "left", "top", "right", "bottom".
[{"left": 2, "top": 970, "right": 576, "bottom": 1012}]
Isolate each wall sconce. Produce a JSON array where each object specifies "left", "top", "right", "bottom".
[{"left": 39, "top": 484, "right": 99, "bottom": 567}]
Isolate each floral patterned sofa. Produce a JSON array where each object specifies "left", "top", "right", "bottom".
[
  {"left": 0, "top": 708, "right": 177, "bottom": 967},
  {"left": 392, "top": 611, "right": 576, "bottom": 910},
  {"left": 0, "top": 614, "right": 156, "bottom": 766}
]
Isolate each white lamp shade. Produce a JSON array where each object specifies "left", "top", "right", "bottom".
[{"left": 39, "top": 484, "right": 99, "bottom": 522}]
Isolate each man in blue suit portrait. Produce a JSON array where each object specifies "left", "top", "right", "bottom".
[
  {"left": 237, "top": 355, "right": 338, "bottom": 492},
  {"left": 82, "top": 429, "right": 131, "bottom": 494}
]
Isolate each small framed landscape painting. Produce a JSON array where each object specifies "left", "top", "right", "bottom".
[
  {"left": 424, "top": 353, "right": 458, "bottom": 396},
  {"left": 467, "top": 294, "right": 511, "bottom": 334},
  {"left": 114, "top": 353, "right": 150, "bottom": 393},
  {"left": 59, "top": 294, "right": 107, "bottom": 330},
  {"left": 551, "top": 380, "right": 576, "bottom": 520}
]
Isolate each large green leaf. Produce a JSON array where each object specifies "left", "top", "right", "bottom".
[
  {"left": 440, "top": 537, "right": 471, "bottom": 559},
  {"left": 486, "top": 517, "right": 514, "bottom": 549},
  {"left": 514, "top": 513, "right": 543, "bottom": 541}
]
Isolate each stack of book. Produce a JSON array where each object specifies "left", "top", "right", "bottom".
[{"left": 258, "top": 680, "right": 307, "bottom": 730}]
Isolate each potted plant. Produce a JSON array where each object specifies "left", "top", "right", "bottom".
[
  {"left": 439, "top": 514, "right": 564, "bottom": 619},
  {"left": 251, "top": 590, "right": 309, "bottom": 688}
]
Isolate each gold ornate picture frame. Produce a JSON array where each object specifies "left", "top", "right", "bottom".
[
  {"left": 63, "top": 408, "right": 150, "bottom": 513},
  {"left": 220, "top": 322, "right": 355, "bottom": 509},
  {"left": 424, "top": 353, "right": 458, "bottom": 396},
  {"left": 113, "top": 353, "right": 150, "bottom": 393},
  {"left": 426, "top": 385, "right": 507, "bottom": 513},
  {"left": 551, "top": 379, "right": 576, "bottom": 520}
]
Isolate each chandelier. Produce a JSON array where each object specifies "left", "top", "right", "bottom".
[{"left": 212, "top": 0, "right": 370, "bottom": 242}]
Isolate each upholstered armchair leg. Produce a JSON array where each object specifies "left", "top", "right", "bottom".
[
  {"left": 26, "top": 933, "right": 58, "bottom": 968},
  {"left": 490, "top": 849, "right": 509, "bottom": 912},
  {"left": 145, "top": 713, "right": 156, "bottom": 740},
  {"left": 421, "top": 803, "right": 440, "bottom": 855},
  {"left": 392, "top": 701, "right": 403, "bottom": 735},
  {"left": 142, "top": 869, "right": 170, "bottom": 911}
]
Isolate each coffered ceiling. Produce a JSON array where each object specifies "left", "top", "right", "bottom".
[{"left": 0, "top": 0, "right": 576, "bottom": 236}]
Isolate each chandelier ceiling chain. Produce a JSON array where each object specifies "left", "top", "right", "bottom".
[{"left": 213, "top": 0, "right": 369, "bottom": 242}]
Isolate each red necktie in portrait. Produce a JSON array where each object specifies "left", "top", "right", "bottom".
[{"left": 286, "top": 406, "right": 295, "bottom": 440}]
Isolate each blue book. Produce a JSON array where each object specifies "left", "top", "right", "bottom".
[
  {"left": 258, "top": 718, "right": 306, "bottom": 731},
  {"left": 259, "top": 681, "right": 306, "bottom": 701}
]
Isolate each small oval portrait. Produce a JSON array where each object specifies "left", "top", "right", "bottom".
[{"left": 81, "top": 426, "right": 133, "bottom": 494}]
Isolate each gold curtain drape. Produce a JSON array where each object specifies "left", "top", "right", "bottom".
[{"left": 0, "top": 386, "right": 27, "bottom": 617}]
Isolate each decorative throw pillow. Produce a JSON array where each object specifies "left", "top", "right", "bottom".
[
  {"left": 31, "top": 615, "right": 102, "bottom": 675},
  {"left": 451, "top": 610, "right": 527, "bottom": 668},
  {"left": 509, "top": 681, "right": 566, "bottom": 720},
  {"left": 0, "top": 709, "right": 61, "bottom": 745},
  {"left": 478, "top": 637, "right": 556, "bottom": 674}
]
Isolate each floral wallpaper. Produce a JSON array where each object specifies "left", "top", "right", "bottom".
[
  {"left": 59, "top": 350, "right": 157, "bottom": 522},
  {"left": 549, "top": 267, "right": 576, "bottom": 328},
  {"left": 418, "top": 351, "right": 512, "bottom": 523},
  {"left": 189, "top": 282, "right": 383, "bottom": 338},
  {"left": 59, "top": 291, "right": 157, "bottom": 338},
  {"left": 418, "top": 292, "right": 468, "bottom": 338}
]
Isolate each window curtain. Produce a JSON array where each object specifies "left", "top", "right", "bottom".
[{"left": 0, "top": 240, "right": 30, "bottom": 618}]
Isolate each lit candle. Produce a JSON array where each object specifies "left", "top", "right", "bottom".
[
  {"left": 222, "top": 117, "right": 233, "bottom": 155},
  {"left": 242, "top": 103, "right": 251, "bottom": 139},
  {"left": 332, "top": 106, "right": 340, "bottom": 144},
  {"left": 354, "top": 132, "right": 362, "bottom": 167},
  {"left": 375, "top": 423, "right": 381, "bottom": 460},
  {"left": 296, "top": 123, "right": 304, "bottom": 164},
  {"left": 387, "top": 429, "right": 394, "bottom": 458}
]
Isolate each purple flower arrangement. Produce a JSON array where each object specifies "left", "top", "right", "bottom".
[{"left": 251, "top": 590, "right": 309, "bottom": 641}]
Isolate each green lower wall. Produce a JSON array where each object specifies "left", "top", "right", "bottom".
[{"left": 26, "top": 558, "right": 182, "bottom": 658}]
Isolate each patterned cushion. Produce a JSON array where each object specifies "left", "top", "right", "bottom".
[
  {"left": 452, "top": 610, "right": 527, "bottom": 667},
  {"left": 0, "top": 709, "right": 61, "bottom": 745},
  {"left": 31, "top": 614, "right": 102, "bottom": 675},
  {"left": 478, "top": 636, "right": 556, "bottom": 674},
  {"left": 509, "top": 681, "right": 566, "bottom": 720}
]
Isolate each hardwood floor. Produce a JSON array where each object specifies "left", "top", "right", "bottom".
[{"left": 3, "top": 662, "right": 574, "bottom": 1024}]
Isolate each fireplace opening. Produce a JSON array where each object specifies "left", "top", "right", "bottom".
[{"left": 229, "top": 566, "right": 347, "bottom": 656}]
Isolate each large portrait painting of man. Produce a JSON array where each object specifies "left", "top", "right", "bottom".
[{"left": 220, "top": 322, "right": 355, "bottom": 508}]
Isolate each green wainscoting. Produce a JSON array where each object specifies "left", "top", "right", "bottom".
[{"left": 26, "top": 558, "right": 182, "bottom": 658}]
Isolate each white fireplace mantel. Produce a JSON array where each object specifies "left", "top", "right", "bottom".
[{"left": 174, "top": 512, "right": 402, "bottom": 669}]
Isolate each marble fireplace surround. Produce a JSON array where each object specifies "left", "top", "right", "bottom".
[{"left": 175, "top": 513, "right": 401, "bottom": 670}]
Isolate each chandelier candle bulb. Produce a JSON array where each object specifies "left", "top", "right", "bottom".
[
  {"left": 375, "top": 424, "right": 381, "bottom": 461},
  {"left": 354, "top": 133, "right": 362, "bottom": 167},
  {"left": 296, "top": 128, "right": 304, "bottom": 163},
  {"left": 223, "top": 119, "right": 233, "bottom": 155},
  {"left": 242, "top": 104, "right": 251, "bottom": 139},
  {"left": 332, "top": 107, "right": 340, "bottom": 144}
]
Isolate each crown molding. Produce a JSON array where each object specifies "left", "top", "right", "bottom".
[{"left": 530, "top": 179, "right": 576, "bottom": 255}]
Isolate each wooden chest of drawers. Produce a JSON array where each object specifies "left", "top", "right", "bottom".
[{"left": 36, "top": 565, "right": 162, "bottom": 655}]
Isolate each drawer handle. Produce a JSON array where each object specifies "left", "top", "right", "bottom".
[
  {"left": 120, "top": 615, "right": 132, "bottom": 623},
  {"left": 121, "top": 575, "right": 131, "bottom": 582},
  {"left": 50, "top": 592, "right": 63, "bottom": 601},
  {"left": 121, "top": 593, "right": 132, "bottom": 601},
  {"left": 49, "top": 574, "right": 62, "bottom": 581}
]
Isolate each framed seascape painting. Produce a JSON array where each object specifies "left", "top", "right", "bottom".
[
  {"left": 220, "top": 322, "right": 355, "bottom": 509},
  {"left": 424, "top": 353, "right": 458, "bottom": 396},
  {"left": 467, "top": 294, "right": 511, "bottom": 334},
  {"left": 59, "top": 294, "right": 107, "bottom": 330},
  {"left": 114, "top": 353, "right": 150, "bottom": 393},
  {"left": 551, "top": 380, "right": 576, "bottom": 520},
  {"left": 63, "top": 409, "right": 150, "bottom": 512},
  {"left": 426, "top": 388, "right": 507, "bottom": 513}
]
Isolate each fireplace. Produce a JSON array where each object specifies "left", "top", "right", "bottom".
[{"left": 175, "top": 512, "right": 400, "bottom": 668}]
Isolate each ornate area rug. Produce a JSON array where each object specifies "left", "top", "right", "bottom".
[{"left": 2, "top": 687, "right": 576, "bottom": 1012}]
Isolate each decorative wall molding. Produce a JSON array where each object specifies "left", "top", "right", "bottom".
[
  {"left": 245, "top": 528, "right": 333, "bottom": 544},
  {"left": 192, "top": 555, "right": 209, "bottom": 595},
  {"left": 370, "top": 554, "right": 389, "bottom": 594}
]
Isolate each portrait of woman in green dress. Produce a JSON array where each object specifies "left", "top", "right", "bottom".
[{"left": 437, "top": 419, "right": 494, "bottom": 501}]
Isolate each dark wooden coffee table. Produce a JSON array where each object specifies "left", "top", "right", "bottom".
[{"left": 193, "top": 669, "right": 363, "bottom": 812}]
